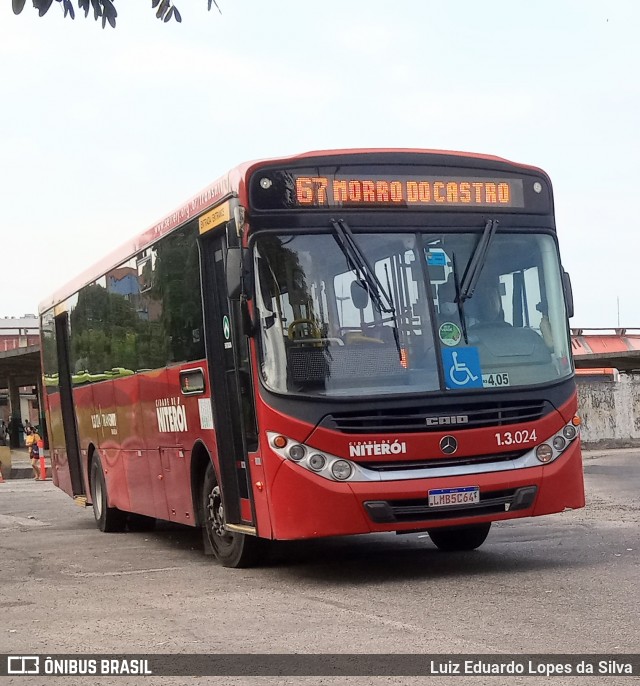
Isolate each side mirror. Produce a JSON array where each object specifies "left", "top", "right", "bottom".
[
  {"left": 226, "top": 247, "right": 242, "bottom": 300},
  {"left": 562, "top": 270, "right": 574, "bottom": 319}
]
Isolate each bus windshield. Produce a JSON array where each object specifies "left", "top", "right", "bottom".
[{"left": 253, "top": 230, "right": 572, "bottom": 397}]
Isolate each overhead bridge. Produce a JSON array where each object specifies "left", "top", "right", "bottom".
[
  {"left": 572, "top": 328, "right": 640, "bottom": 373},
  {"left": 0, "top": 322, "right": 43, "bottom": 448}
]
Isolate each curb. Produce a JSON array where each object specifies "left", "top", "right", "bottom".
[
  {"left": 2, "top": 466, "right": 51, "bottom": 481},
  {"left": 2, "top": 463, "right": 51, "bottom": 481}
]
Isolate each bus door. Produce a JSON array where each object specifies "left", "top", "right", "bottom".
[
  {"left": 54, "top": 312, "right": 85, "bottom": 498},
  {"left": 199, "top": 227, "right": 258, "bottom": 529}
]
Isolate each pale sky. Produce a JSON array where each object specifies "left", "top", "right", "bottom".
[{"left": 1, "top": 1, "right": 638, "bottom": 328}]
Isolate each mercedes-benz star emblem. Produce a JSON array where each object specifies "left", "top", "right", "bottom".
[{"left": 440, "top": 435, "right": 458, "bottom": 455}]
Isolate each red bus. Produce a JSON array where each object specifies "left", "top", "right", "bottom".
[{"left": 39, "top": 149, "right": 584, "bottom": 567}]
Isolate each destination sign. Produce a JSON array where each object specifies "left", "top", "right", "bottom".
[
  {"left": 250, "top": 167, "right": 537, "bottom": 211},
  {"left": 293, "top": 176, "right": 524, "bottom": 208}
]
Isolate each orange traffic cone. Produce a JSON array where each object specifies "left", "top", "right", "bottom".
[{"left": 38, "top": 439, "right": 46, "bottom": 481}]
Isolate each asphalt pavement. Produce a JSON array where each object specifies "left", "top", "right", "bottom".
[{"left": 0, "top": 448, "right": 638, "bottom": 685}]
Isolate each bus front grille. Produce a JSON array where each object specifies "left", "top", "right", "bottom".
[
  {"left": 358, "top": 451, "right": 526, "bottom": 472},
  {"left": 321, "top": 400, "right": 549, "bottom": 434}
]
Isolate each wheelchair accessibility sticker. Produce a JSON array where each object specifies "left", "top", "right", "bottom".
[{"left": 442, "top": 347, "right": 483, "bottom": 389}]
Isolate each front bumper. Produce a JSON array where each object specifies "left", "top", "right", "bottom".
[{"left": 266, "top": 439, "right": 585, "bottom": 539}]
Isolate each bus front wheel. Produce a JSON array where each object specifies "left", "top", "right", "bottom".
[
  {"left": 427, "top": 522, "right": 491, "bottom": 551},
  {"left": 201, "top": 461, "right": 265, "bottom": 568},
  {"left": 90, "top": 453, "right": 126, "bottom": 533}
]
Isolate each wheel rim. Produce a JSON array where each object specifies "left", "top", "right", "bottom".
[
  {"left": 206, "top": 484, "right": 234, "bottom": 551},
  {"left": 92, "top": 464, "right": 103, "bottom": 518}
]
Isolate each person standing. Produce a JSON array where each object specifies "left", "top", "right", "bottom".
[{"left": 25, "top": 426, "right": 42, "bottom": 480}]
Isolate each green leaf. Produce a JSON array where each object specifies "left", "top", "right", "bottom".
[
  {"left": 62, "top": 0, "right": 75, "bottom": 19},
  {"left": 34, "top": 0, "right": 54, "bottom": 17},
  {"left": 156, "top": 0, "right": 169, "bottom": 19},
  {"left": 12, "top": 0, "right": 27, "bottom": 15}
]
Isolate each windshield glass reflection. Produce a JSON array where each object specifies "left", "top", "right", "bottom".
[{"left": 253, "top": 231, "right": 572, "bottom": 397}]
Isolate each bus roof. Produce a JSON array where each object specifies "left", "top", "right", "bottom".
[{"left": 39, "top": 148, "right": 545, "bottom": 313}]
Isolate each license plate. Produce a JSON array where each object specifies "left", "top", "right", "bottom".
[{"left": 428, "top": 486, "right": 480, "bottom": 508}]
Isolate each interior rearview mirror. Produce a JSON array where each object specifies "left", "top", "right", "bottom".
[{"left": 350, "top": 279, "right": 369, "bottom": 310}]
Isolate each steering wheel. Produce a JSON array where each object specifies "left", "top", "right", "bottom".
[{"left": 288, "top": 318, "right": 322, "bottom": 340}]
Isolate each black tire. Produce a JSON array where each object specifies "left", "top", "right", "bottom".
[
  {"left": 127, "top": 513, "right": 156, "bottom": 532},
  {"left": 201, "top": 461, "right": 265, "bottom": 568},
  {"left": 90, "top": 453, "right": 127, "bottom": 533},
  {"left": 428, "top": 522, "right": 491, "bottom": 551}
]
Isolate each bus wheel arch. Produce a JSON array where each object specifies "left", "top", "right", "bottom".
[
  {"left": 85, "top": 443, "right": 96, "bottom": 503},
  {"left": 89, "top": 449, "right": 127, "bottom": 533},
  {"left": 190, "top": 440, "right": 214, "bottom": 528},
  {"left": 195, "top": 451, "right": 265, "bottom": 568}
]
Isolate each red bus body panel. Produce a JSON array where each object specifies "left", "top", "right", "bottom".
[
  {"left": 40, "top": 149, "right": 584, "bottom": 543},
  {"left": 266, "top": 443, "right": 584, "bottom": 539},
  {"left": 48, "top": 360, "right": 584, "bottom": 540},
  {"left": 257, "top": 395, "right": 584, "bottom": 539}
]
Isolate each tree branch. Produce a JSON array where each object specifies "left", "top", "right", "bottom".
[{"left": 12, "top": 0, "right": 219, "bottom": 28}]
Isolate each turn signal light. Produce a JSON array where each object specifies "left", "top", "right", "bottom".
[{"left": 272, "top": 435, "right": 287, "bottom": 449}]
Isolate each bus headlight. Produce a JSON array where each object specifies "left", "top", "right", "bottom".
[
  {"left": 308, "top": 453, "right": 327, "bottom": 471},
  {"left": 331, "top": 460, "right": 353, "bottom": 481},
  {"left": 267, "top": 432, "right": 358, "bottom": 481},
  {"left": 288, "top": 444, "right": 306, "bottom": 461},
  {"left": 536, "top": 444, "right": 553, "bottom": 463},
  {"left": 536, "top": 419, "right": 580, "bottom": 464}
]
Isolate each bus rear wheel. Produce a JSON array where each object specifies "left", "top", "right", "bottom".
[
  {"left": 201, "top": 461, "right": 265, "bottom": 568},
  {"left": 90, "top": 453, "right": 126, "bottom": 533},
  {"left": 428, "top": 522, "right": 491, "bottom": 551}
]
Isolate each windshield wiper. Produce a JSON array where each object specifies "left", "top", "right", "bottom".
[
  {"left": 451, "top": 252, "right": 469, "bottom": 345},
  {"left": 458, "top": 219, "right": 499, "bottom": 303},
  {"left": 331, "top": 219, "right": 394, "bottom": 314},
  {"left": 330, "top": 218, "right": 402, "bottom": 358}
]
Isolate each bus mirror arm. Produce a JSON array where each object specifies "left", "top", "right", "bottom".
[
  {"left": 226, "top": 247, "right": 243, "bottom": 300},
  {"left": 562, "top": 270, "right": 574, "bottom": 319},
  {"left": 240, "top": 296, "right": 256, "bottom": 337}
]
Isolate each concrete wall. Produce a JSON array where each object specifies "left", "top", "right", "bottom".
[{"left": 577, "top": 375, "right": 640, "bottom": 448}]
